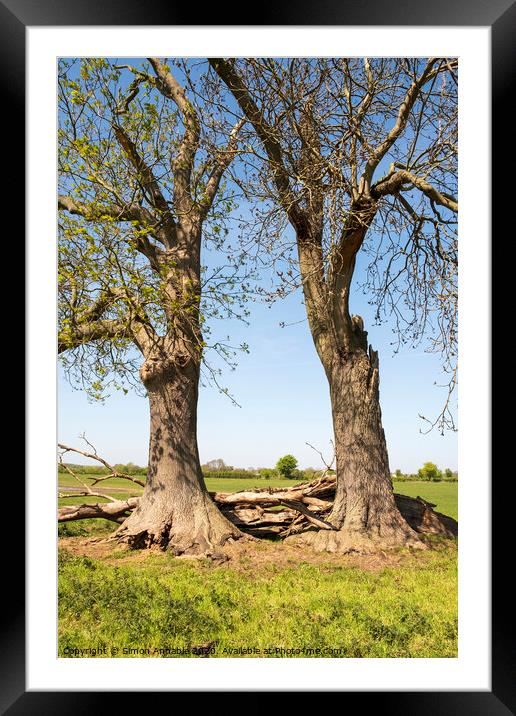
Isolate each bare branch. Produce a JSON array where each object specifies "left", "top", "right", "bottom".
[
  {"left": 372, "top": 168, "right": 458, "bottom": 213},
  {"left": 360, "top": 59, "right": 453, "bottom": 192},
  {"left": 58, "top": 497, "right": 140, "bottom": 523},
  {"left": 148, "top": 57, "right": 201, "bottom": 220},
  {"left": 305, "top": 441, "right": 336, "bottom": 473},
  {"left": 58, "top": 440, "right": 146, "bottom": 487},
  {"left": 199, "top": 117, "right": 245, "bottom": 219},
  {"left": 209, "top": 58, "right": 307, "bottom": 234},
  {"left": 57, "top": 451, "right": 117, "bottom": 503}
]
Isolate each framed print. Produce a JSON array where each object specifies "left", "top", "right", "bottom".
[{"left": 6, "top": 0, "right": 511, "bottom": 709}]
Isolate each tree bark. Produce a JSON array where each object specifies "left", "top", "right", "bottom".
[
  {"left": 115, "top": 355, "right": 243, "bottom": 555},
  {"left": 287, "top": 334, "right": 423, "bottom": 554}
]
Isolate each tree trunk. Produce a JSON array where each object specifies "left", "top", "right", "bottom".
[
  {"left": 115, "top": 356, "right": 243, "bottom": 555},
  {"left": 288, "top": 343, "right": 423, "bottom": 554}
]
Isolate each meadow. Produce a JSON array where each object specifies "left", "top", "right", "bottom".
[{"left": 58, "top": 475, "right": 458, "bottom": 658}]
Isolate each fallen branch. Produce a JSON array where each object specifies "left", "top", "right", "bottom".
[
  {"left": 58, "top": 437, "right": 145, "bottom": 488},
  {"left": 59, "top": 497, "right": 140, "bottom": 524},
  {"left": 58, "top": 482, "right": 456, "bottom": 537},
  {"left": 211, "top": 476, "right": 457, "bottom": 538},
  {"left": 57, "top": 443, "right": 457, "bottom": 539}
]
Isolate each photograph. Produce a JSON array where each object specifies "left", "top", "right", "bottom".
[
  {"left": 10, "top": 5, "right": 506, "bottom": 703},
  {"left": 56, "top": 55, "right": 460, "bottom": 660}
]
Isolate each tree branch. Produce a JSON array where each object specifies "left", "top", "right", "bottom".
[
  {"left": 59, "top": 497, "right": 140, "bottom": 523},
  {"left": 58, "top": 194, "right": 168, "bottom": 266},
  {"left": 112, "top": 124, "right": 174, "bottom": 232},
  {"left": 57, "top": 465, "right": 457, "bottom": 539},
  {"left": 73, "top": 287, "right": 126, "bottom": 325},
  {"left": 199, "top": 118, "right": 245, "bottom": 219},
  {"left": 58, "top": 440, "right": 146, "bottom": 487},
  {"left": 58, "top": 194, "right": 155, "bottom": 225},
  {"left": 209, "top": 58, "right": 307, "bottom": 234},
  {"left": 371, "top": 169, "right": 458, "bottom": 213},
  {"left": 360, "top": 59, "right": 452, "bottom": 192},
  {"left": 211, "top": 59, "right": 332, "bottom": 363},
  {"left": 58, "top": 318, "right": 131, "bottom": 353},
  {"left": 148, "top": 57, "right": 201, "bottom": 222}
]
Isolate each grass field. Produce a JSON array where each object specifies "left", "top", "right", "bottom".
[
  {"left": 58, "top": 477, "right": 457, "bottom": 658},
  {"left": 58, "top": 540, "right": 457, "bottom": 658},
  {"left": 58, "top": 473, "right": 299, "bottom": 494}
]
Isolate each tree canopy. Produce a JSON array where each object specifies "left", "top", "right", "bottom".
[
  {"left": 58, "top": 58, "right": 251, "bottom": 400},
  {"left": 208, "top": 57, "right": 458, "bottom": 432},
  {"left": 276, "top": 454, "right": 298, "bottom": 478}
]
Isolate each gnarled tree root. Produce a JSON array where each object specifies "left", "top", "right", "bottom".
[
  {"left": 113, "top": 523, "right": 250, "bottom": 559},
  {"left": 111, "top": 495, "right": 253, "bottom": 559},
  {"left": 284, "top": 523, "right": 426, "bottom": 555}
]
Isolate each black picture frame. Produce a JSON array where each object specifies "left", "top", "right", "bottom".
[{"left": 8, "top": 0, "right": 510, "bottom": 710}]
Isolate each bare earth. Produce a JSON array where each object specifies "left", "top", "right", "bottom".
[{"left": 59, "top": 533, "right": 451, "bottom": 573}]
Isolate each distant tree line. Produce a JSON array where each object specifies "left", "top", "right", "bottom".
[
  {"left": 58, "top": 456, "right": 323, "bottom": 481},
  {"left": 392, "top": 463, "right": 458, "bottom": 482},
  {"left": 58, "top": 462, "right": 147, "bottom": 476},
  {"left": 58, "top": 458, "right": 456, "bottom": 482},
  {"left": 201, "top": 455, "right": 326, "bottom": 481}
]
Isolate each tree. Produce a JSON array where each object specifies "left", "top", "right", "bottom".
[
  {"left": 205, "top": 459, "right": 229, "bottom": 471},
  {"left": 276, "top": 455, "right": 298, "bottom": 479},
  {"left": 418, "top": 462, "right": 443, "bottom": 482},
  {"left": 58, "top": 58, "right": 249, "bottom": 555},
  {"left": 210, "top": 57, "right": 457, "bottom": 553}
]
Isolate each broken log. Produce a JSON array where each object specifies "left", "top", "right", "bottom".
[
  {"left": 210, "top": 476, "right": 457, "bottom": 538},
  {"left": 58, "top": 497, "right": 140, "bottom": 524}
]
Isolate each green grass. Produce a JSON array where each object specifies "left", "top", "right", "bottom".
[
  {"left": 205, "top": 476, "right": 307, "bottom": 492},
  {"left": 58, "top": 473, "right": 305, "bottom": 491},
  {"left": 58, "top": 479, "right": 458, "bottom": 657},
  {"left": 58, "top": 543, "right": 457, "bottom": 658},
  {"left": 58, "top": 473, "right": 146, "bottom": 491}
]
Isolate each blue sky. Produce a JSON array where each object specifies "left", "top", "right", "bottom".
[
  {"left": 58, "top": 58, "right": 457, "bottom": 473},
  {"left": 58, "top": 260, "right": 457, "bottom": 472}
]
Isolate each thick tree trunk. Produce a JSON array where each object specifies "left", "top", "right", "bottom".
[
  {"left": 288, "top": 344, "right": 423, "bottom": 554},
  {"left": 115, "top": 356, "right": 243, "bottom": 555}
]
